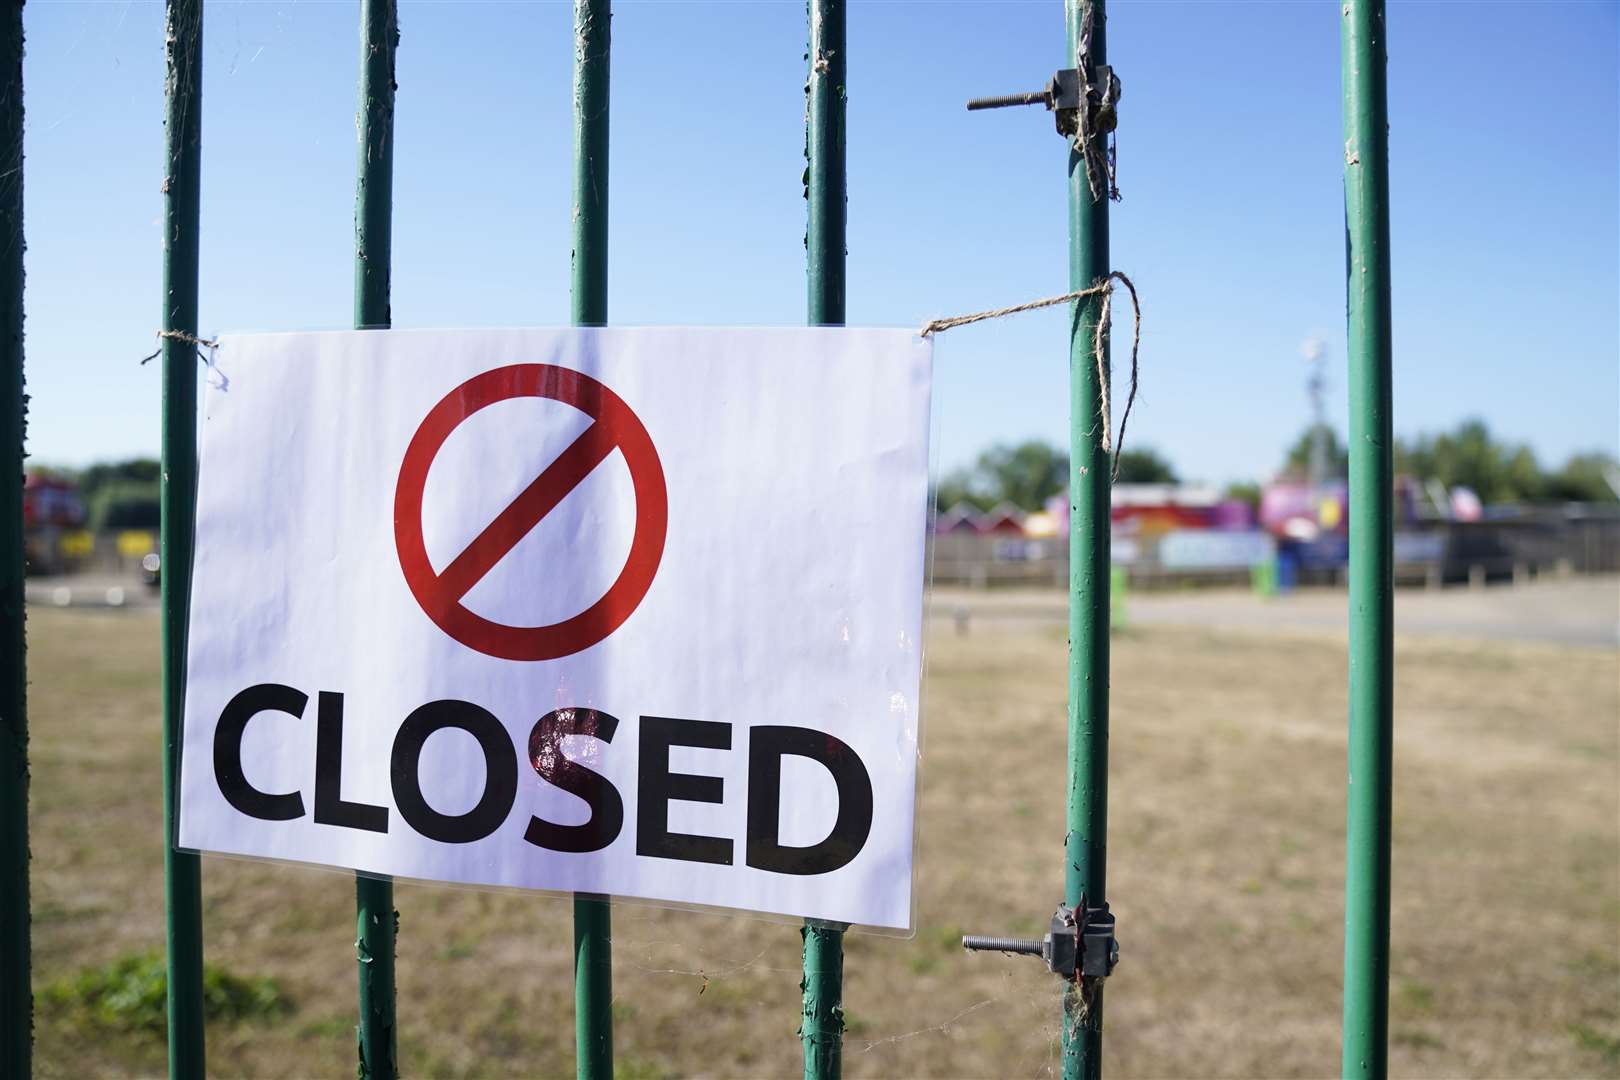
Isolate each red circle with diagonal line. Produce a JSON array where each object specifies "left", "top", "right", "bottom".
[{"left": 394, "top": 363, "right": 667, "bottom": 661}]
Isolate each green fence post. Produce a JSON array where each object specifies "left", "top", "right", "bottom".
[
  {"left": 0, "top": 3, "right": 28, "bottom": 1075},
  {"left": 806, "top": 0, "right": 845, "bottom": 328},
  {"left": 802, "top": 0, "right": 847, "bottom": 1077},
  {"left": 570, "top": 1, "right": 614, "bottom": 1076},
  {"left": 159, "top": 1, "right": 207, "bottom": 1075},
  {"left": 1064, "top": 1, "right": 1112, "bottom": 1077},
  {"left": 1340, "top": 1, "right": 1394, "bottom": 1077},
  {"left": 352, "top": 2, "right": 399, "bottom": 1076}
]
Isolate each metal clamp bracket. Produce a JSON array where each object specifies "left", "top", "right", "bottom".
[
  {"left": 966, "top": 66, "right": 1120, "bottom": 141},
  {"left": 962, "top": 899, "right": 1119, "bottom": 980}
]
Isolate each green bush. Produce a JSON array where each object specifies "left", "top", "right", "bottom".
[
  {"left": 41, "top": 950, "right": 290, "bottom": 1035},
  {"left": 86, "top": 480, "right": 160, "bottom": 532}
]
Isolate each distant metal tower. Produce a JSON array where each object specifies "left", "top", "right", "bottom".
[{"left": 1304, "top": 337, "right": 1331, "bottom": 488}]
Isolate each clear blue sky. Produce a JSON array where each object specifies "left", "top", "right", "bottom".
[{"left": 20, "top": 0, "right": 1619, "bottom": 484}]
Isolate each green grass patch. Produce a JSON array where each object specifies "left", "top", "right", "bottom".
[
  {"left": 1392, "top": 1029, "right": 1444, "bottom": 1051},
  {"left": 1396, "top": 978, "right": 1435, "bottom": 1014},
  {"left": 908, "top": 924, "right": 969, "bottom": 973},
  {"left": 614, "top": 1056, "right": 672, "bottom": 1080},
  {"left": 40, "top": 950, "right": 291, "bottom": 1036},
  {"left": 1570, "top": 1023, "right": 1620, "bottom": 1064},
  {"left": 296, "top": 1014, "right": 354, "bottom": 1040}
]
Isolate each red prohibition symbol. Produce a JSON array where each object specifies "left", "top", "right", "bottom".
[{"left": 394, "top": 363, "right": 668, "bottom": 662}]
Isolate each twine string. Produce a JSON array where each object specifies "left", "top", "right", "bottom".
[
  {"left": 139, "top": 328, "right": 219, "bottom": 366},
  {"left": 1075, "top": 2, "right": 1105, "bottom": 203},
  {"left": 1074, "top": 2, "right": 1121, "bottom": 204},
  {"left": 920, "top": 271, "right": 1142, "bottom": 481},
  {"left": 134, "top": 304, "right": 1144, "bottom": 473}
]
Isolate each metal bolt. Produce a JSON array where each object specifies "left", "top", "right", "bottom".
[
  {"left": 962, "top": 934, "right": 1045, "bottom": 955},
  {"left": 966, "top": 89, "right": 1053, "bottom": 112}
]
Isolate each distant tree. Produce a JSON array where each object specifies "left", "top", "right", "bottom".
[
  {"left": 932, "top": 468, "right": 991, "bottom": 513},
  {"left": 1383, "top": 419, "right": 1617, "bottom": 506},
  {"left": 1394, "top": 419, "right": 1543, "bottom": 504},
  {"left": 934, "top": 440, "right": 1188, "bottom": 511},
  {"left": 1542, "top": 451, "right": 1620, "bottom": 504},
  {"left": 1283, "top": 423, "right": 1348, "bottom": 478},
  {"left": 1222, "top": 481, "right": 1262, "bottom": 510},
  {"left": 934, "top": 440, "right": 1068, "bottom": 512},
  {"left": 1500, "top": 445, "right": 1545, "bottom": 504},
  {"left": 87, "top": 481, "right": 160, "bottom": 531},
  {"left": 77, "top": 458, "right": 161, "bottom": 502},
  {"left": 1112, "top": 447, "right": 1178, "bottom": 485},
  {"left": 66, "top": 458, "right": 163, "bottom": 532},
  {"left": 979, "top": 441, "right": 1068, "bottom": 510}
]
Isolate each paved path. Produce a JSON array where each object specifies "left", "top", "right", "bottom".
[{"left": 933, "top": 575, "right": 1620, "bottom": 648}]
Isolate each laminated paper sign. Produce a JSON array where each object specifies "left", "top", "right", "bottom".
[{"left": 178, "top": 327, "right": 932, "bottom": 930}]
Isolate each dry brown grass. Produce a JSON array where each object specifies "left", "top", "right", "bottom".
[{"left": 25, "top": 599, "right": 1620, "bottom": 1078}]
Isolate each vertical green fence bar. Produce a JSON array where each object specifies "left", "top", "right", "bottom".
[
  {"left": 159, "top": 0, "right": 207, "bottom": 1075},
  {"left": 570, "top": 1, "right": 613, "bottom": 1076},
  {"left": 352, "top": 1, "right": 399, "bottom": 1076},
  {"left": 802, "top": 0, "right": 846, "bottom": 1077},
  {"left": 1340, "top": 1, "right": 1394, "bottom": 1077},
  {"left": 1063, "top": 1, "right": 1110, "bottom": 1078},
  {"left": 806, "top": 0, "right": 845, "bottom": 325},
  {"left": 0, "top": 4, "right": 27, "bottom": 1075}
]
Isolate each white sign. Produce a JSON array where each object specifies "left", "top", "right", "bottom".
[{"left": 178, "top": 327, "right": 932, "bottom": 930}]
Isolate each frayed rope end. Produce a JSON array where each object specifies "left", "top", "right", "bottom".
[{"left": 140, "top": 328, "right": 219, "bottom": 366}]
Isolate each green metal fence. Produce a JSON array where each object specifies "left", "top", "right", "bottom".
[
  {"left": 803, "top": 2, "right": 850, "bottom": 1077},
  {"left": 158, "top": 3, "right": 208, "bottom": 1075},
  {"left": 1340, "top": 2, "right": 1396, "bottom": 1078},
  {"left": 0, "top": 1, "right": 1400, "bottom": 1077},
  {"left": 1064, "top": 1, "right": 1114, "bottom": 1076},
  {"left": 0, "top": 3, "right": 29, "bottom": 1077},
  {"left": 570, "top": 1, "right": 615, "bottom": 1074},
  {"left": 352, "top": 2, "right": 401, "bottom": 1075}
]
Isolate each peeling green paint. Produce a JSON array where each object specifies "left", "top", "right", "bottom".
[{"left": 800, "top": 923, "right": 846, "bottom": 1079}]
